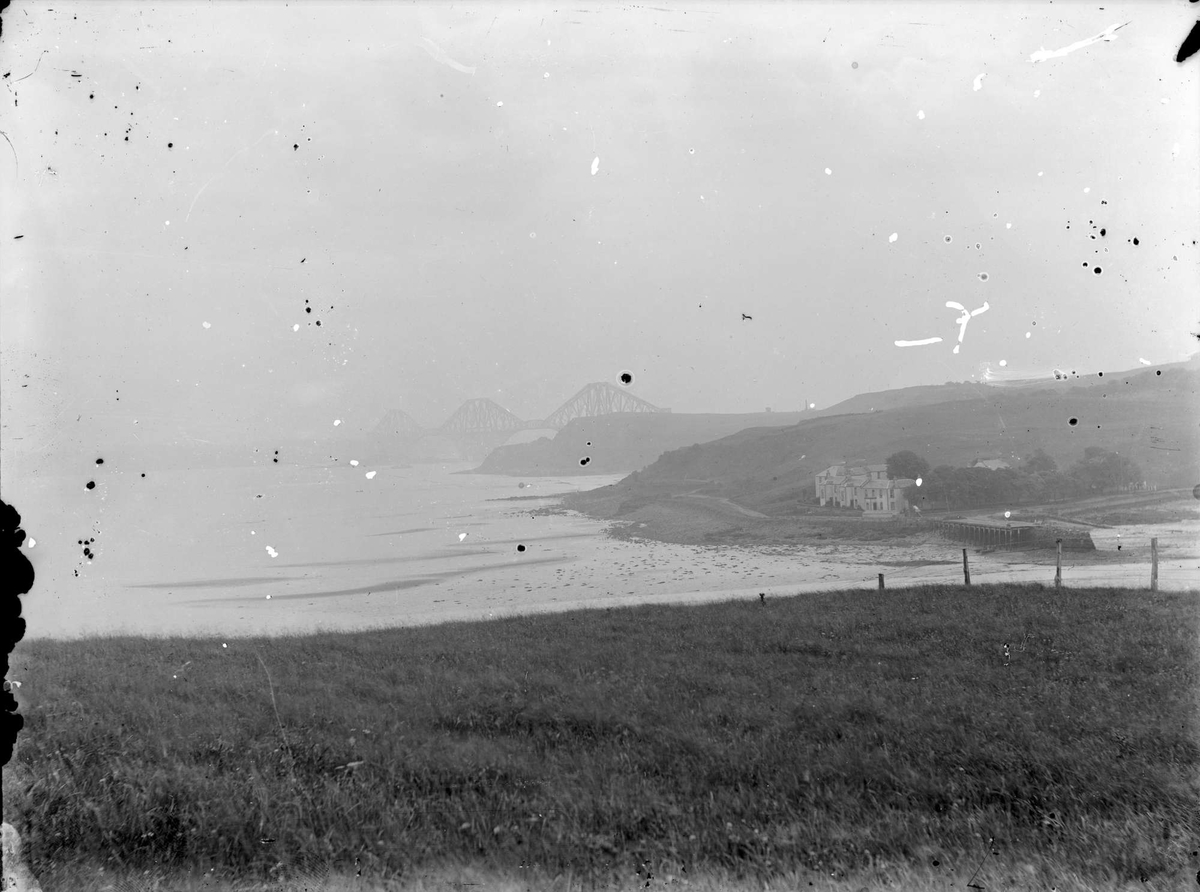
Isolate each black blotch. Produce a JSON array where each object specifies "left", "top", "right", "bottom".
[
  {"left": 1082, "top": 262, "right": 1088, "bottom": 267},
  {"left": 1176, "top": 19, "right": 1200, "bottom": 63},
  {"left": 12, "top": 235, "right": 22, "bottom": 240},
  {"left": 1156, "top": 370, "right": 1162, "bottom": 376},
  {"left": 306, "top": 307, "right": 312, "bottom": 313},
  {"left": 167, "top": 142, "right": 173, "bottom": 149},
  {"left": 85, "top": 481, "right": 95, "bottom": 490},
  {"left": 579, "top": 456, "right": 590, "bottom": 466},
  {"left": 1100, "top": 228, "right": 1106, "bottom": 236},
  {"left": 300, "top": 258, "right": 305, "bottom": 263},
  {"left": 273, "top": 450, "right": 279, "bottom": 464},
  {"left": 95, "top": 458, "right": 103, "bottom": 465},
  {"left": 315, "top": 320, "right": 321, "bottom": 326},
  {"left": 1093, "top": 267, "right": 1102, "bottom": 275},
  {"left": 586, "top": 441, "right": 591, "bottom": 447},
  {"left": 89, "top": 93, "right": 94, "bottom": 99},
  {"left": 618, "top": 371, "right": 633, "bottom": 385},
  {"left": 516, "top": 544, "right": 526, "bottom": 553},
  {"left": 1132, "top": 237, "right": 1139, "bottom": 245},
  {"left": 141, "top": 473, "right": 146, "bottom": 478},
  {"left": 1068, "top": 418, "right": 1078, "bottom": 426}
]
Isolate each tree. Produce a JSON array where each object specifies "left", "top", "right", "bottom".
[
  {"left": 1068, "top": 448, "right": 1142, "bottom": 494},
  {"left": 1024, "top": 448, "right": 1058, "bottom": 474},
  {"left": 886, "top": 450, "right": 930, "bottom": 481}
]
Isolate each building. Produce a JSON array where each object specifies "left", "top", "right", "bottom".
[
  {"left": 815, "top": 463, "right": 914, "bottom": 515},
  {"left": 971, "top": 458, "right": 1012, "bottom": 470}
]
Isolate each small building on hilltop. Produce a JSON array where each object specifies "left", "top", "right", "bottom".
[
  {"left": 971, "top": 458, "right": 1012, "bottom": 470},
  {"left": 816, "top": 463, "right": 914, "bottom": 515}
]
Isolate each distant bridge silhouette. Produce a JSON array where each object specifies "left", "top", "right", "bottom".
[{"left": 369, "top": 382, "right": 669, "bottom": 460}]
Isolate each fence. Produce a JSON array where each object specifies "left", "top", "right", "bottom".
[{"left": 872, "top": 539, "right": 1162, "bottom": 592}]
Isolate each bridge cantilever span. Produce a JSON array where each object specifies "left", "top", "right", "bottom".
[
  {"left": 541, "top": 381, "right": 664, "bottom": 430},
  {"left": 439, "top": 398, "right": 526, "bottom": 434}
]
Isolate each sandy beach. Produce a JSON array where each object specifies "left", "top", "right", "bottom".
[{"left": 8, "top": 463, "right": 1198, "bottom": 640}]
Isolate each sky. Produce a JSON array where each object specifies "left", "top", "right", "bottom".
[{"left": 1, "top": 0, "right": 1197, "bottom": 461}]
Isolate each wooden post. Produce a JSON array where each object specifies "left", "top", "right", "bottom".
[
  {"left": 1055, "top": 539, "right": 1062, "bottom": 589},
  {"left": 878, "top": 573, "right": 885, "bottom": 591},
  {"left": 962, "top": 548, "right": 971, "bottom": 586},
  {"left": 1150, "top": 537, "right": 1158, "bottom": 591}
]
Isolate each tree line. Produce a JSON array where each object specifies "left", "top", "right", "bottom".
[{"left": 887, "top": 448, "right": 1144, "bottom": 511}]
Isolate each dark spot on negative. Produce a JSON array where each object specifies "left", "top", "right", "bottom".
[
  {"left": 516, "top": 544, "right": 526, "bottom": 553},
  {"left": 167, "top": 142, "right": 173, "bottom": 148},
  {"left": 579, "top": 456, "right": 590, "bottom": 466},
  {"left": 95, "top": 458, "right": 104, "bottom": 464},
  {"left": 1093, "top": 267, "right": 1101, "bottom": 275},
  {"left": 1068, "top": 418, "right": 1078, "bottom": 426},
  {"left": 618, "top": 371, "right": 633, "bottom": 385},
  {"left": 86, "top": 481, "right": 96, "bottom": 489}
]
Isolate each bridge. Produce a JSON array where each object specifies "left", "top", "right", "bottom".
[{"left": 368, "top": 382, "right": 669, "bottom": 461}]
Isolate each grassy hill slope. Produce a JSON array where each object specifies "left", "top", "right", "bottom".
[{"left": 574, "top": 363, "right": 1199, "bottom": 515}]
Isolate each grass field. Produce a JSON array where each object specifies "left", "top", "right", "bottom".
[{"left": 4, "top": 583, "right": 1199, "bottom": 891}]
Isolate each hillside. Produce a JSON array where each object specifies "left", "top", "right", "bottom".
[
  {"left": 569, "top": 362, "right": 1200, "bottom": 517},
  {"left": 474, "top": 411, "right": 805, "bottom": 476}
]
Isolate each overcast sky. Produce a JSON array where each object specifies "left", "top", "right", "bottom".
[{"left": 1, "top": 0, "right": 1197, "bottom": 458}]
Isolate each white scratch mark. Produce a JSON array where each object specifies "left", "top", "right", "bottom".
[
  {"left": 1006, "top": 223, "right": 1012, "bottom": 229},
  {"left": 824, "top": 167, "right": 832, "bottom": 175},
  {"left": 1026, "top": 332, "right": 1032, "bottom": 338},
  {"left": 420, "top": 37, "right": 476, "bottom": 75},
  {"left": 1037, "top": 171, "right": 1044, "bottom": 177},
  {"left": 1033, "top": 89, "right": 1041, "bottom": 98},
  {"left": 1029, "top": 22, "right": 1129, "bottom": 63},
  {"left": 591, "top": 156, "right": 600, "bottom": 176},
  {"left": 496, "top": 100, "right": 503, "bottom": 107},
  {"left": 365, "top": 470, "right": 377, "bottom": 479},
  {"left": 888, "top": 232, "right": 898, "bottom": 243},
  {"left": 202, "top": 321, "right": 211, "bottom": 329},
  {"left": 350, "top": 459, "right": 359, "bottom": 466},
  {"left": 333, "top": 419, "right": 341, "bottom": 426},
  {"left": 265, "top": 546, "right": 278, "bottom": 558},
  {"left": 895, "top": 337, "right": 944, "bottom": 347},
  {"left": 26, "top": 539, "right": 35, "bottom": 548},
  {"left": 1083, "top": 187, "right": 1090, "bottom": 193},
  {"left": 973, "top": 73, "right": 986, "bottom": 91},
  {"left": 292, "top": 324, "right": 300, "bottom": 332},
  {"left": 458, "top": 532, "right": 468, "bottom": 542},
  {"left": 1139, "top": 358, "right": 1152, "bottom": 365},
  {"left": 917, "top": 110, "right": 925, "bottom": 120},
  {"left": 185, "top": 128, "right": 277, "bottom": 222},
  {"left": 999, "top": 360, "right": 1008, "bottom": 367}
]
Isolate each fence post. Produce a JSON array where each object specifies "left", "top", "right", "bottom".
[
  {"left": 1150, "top": 537, "right": 1158, "bottom": 591},
  {"left": 1055, "top": 539, "right": 1062, "bottom": 589},
  {"left": 962, "top": 548, "right": 970, "bottom": 586},
  {"left": 878, "top": 573, "right": 885, "bottom": 591}
]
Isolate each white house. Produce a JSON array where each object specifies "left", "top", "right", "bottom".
[{"left": 816, "top": 463, "right": 914, "bottom": 515}]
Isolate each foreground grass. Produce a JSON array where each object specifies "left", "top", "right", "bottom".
[{"left": 5, "top": 584, "right": 1199, "bottom": 890}]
